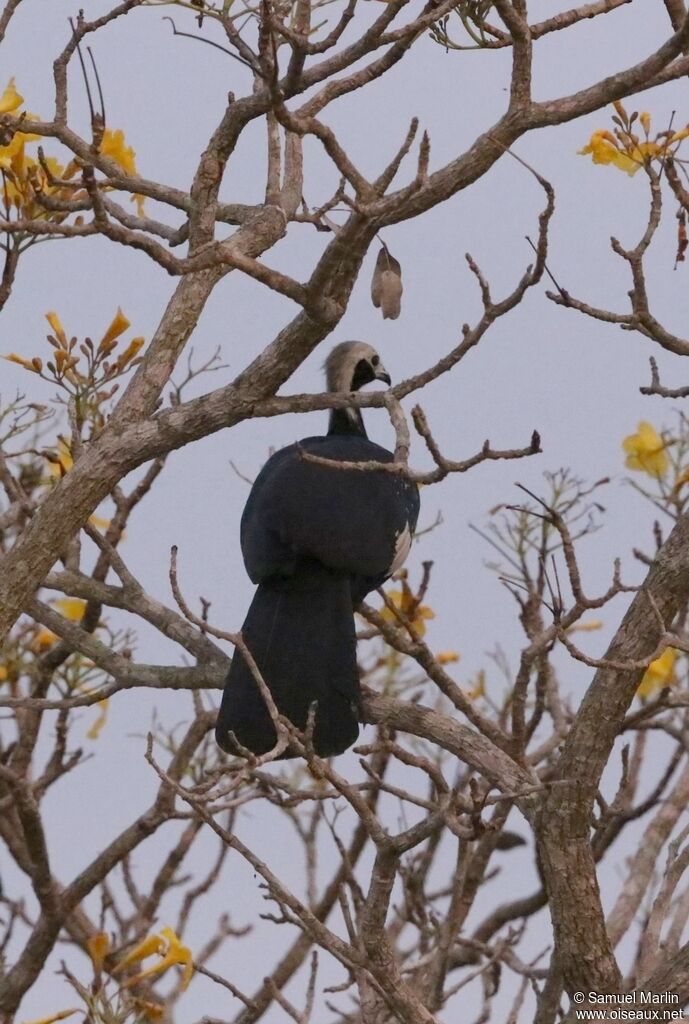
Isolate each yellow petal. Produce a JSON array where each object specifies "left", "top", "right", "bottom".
[
  {"left": 0, "top": 77, "right": 23, "bottom": 114},
  {"left": 130, "top": 1000, "right": 165, "bottom": 1022},
  {"left": 465, "top": 669, "right": 486, "bottom": 701},
  {"left": 112, "top": 932, "right": 166, "bottom": 973},
  {"left": 87, "top": 932, "right": 110, "bottom": 971},
  {"left": 579, "top": 130, "right": 642, "bottom": 175},
  {"left": 3, "top": 353, "right": 36, "bottom": 371},
  {"left": 101, "top": 128, "right": 137, "bottom": 175},
  {"left": 86, "top": 699, "right": 108, "bottom": 740},
  {"left": 612, "top": 99, "right": 628, "bottom": 121},
  {"left": 21, "top": 1012, "right": 79, "bottom": 1024},
  {"left": 120, "top": 926, "right": 194, "bottom": 989},
  {"left": 53, "top": 598, "right": 86, "bottom": 622},
  {"left": 122, "top": 962, "right": 168, "bottom": 988},
  {"left": 99, "top": 307, "right": 130, "bottom": 349},
  {"left": 46, "top": 438, "right": 74, "bottom": 478},
  {"left": 33, "top": 628, "right": 57, "bottom": 650},
  {"left": 673, "top": 468, "right": 689, "bottom": 494},
  {"left": 45, "top": 311, "right": 67, "bottom": 346},
  {"left": 622, "top": 422, "right": 668, "bottom": 477},
  {"left": 0, "top": 665, "right": 7, "bottom": 681},
  {"left": 159, "top": 927, "right": 194, "bottom": 990},
  {"left": 436, "top": 651, "right": 460, "bottom": 664},
  {"left": 670, "top": 125, "right": 689, "bottom": 144},
  {"left": 638, "top": 648, "right": 677, "bottom": 699},
  {"left": 567, "top": 620, "right": 603, "bottom": 633},
  {"left": 115, "top": 336, "right": 144, "bottom": 368},
  {"left": 639, "top": 111, "right": 651, "bottom": 134},
  {"left": 180, "top": 954, "right": 194, "bottom": 990},
  {"left": 88, "top": 515, "right": 112, "bottom": 531},
  {"left": 380, "top": 590, "right": 404, "bottom": 622}
]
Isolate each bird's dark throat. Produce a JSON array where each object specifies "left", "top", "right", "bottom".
[
  {"left": 327, "top": 358, "right": 373, "bottom": 437},
  {"left": 328, "top": 405, "right": 367, "bottom": 437}
]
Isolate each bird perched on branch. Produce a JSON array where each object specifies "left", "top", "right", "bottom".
[{"left": 215, "top": 342, "right": 420, "bottom": 759}]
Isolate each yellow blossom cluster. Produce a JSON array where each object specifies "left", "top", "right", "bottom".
[
  {"left": 0, "top": 79, "right": 80, "bottom": 223},
  {"left": 0, "top": 78, "right": 144, "bottom": 224},
  {"left": 24, "top": 927, "right": 193, "bottom": 1023},
  {"left": 0, "top": 597, "right": 111, "bottom": 741},
  {"left": 4, "top": 307, "right": 145, "bottom": 432},
  {"left": 0, "top": 598, "right": 88, "bottom": 683},
  {"left": 112, "top": 925, "right": 194, "bottom": 991},
  {"left": 579, "top": 102, "right": 689, "bottom": 176},
  {"left": 377, "top": 581, "right": 469, "bottom": 688},
  {"left": 381, "top": 585, "right": 435, "bottom": 637}
]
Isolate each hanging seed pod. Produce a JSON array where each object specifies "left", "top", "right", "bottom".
[{"left": 371, "top": 245, "right": 403, "bottom": 320}]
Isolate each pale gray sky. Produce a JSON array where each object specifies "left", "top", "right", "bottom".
[{"left": 2, "top": 1, "right": 689, "bottom": 1019}]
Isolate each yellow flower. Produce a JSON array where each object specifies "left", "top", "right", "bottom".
[
  {"left": 87, "top": 932, "right": 110, "bottom": 971},
  {"left": 579, "top": 125, "right": 664, "bottom": 176},
  {"left": 381, "top": 589, "right": 435, "bottom": 637},
  {"left": 99, "top": 307, "right": 130, "bottom": 350},
  {"left": 3, "top": 353, "right": 38, "bottom": 371},
  {"left": 0, "top": 133, "right": 26, "bottom": 172},
  {"left": 639, "top": 111, "right": 651, "bottom": 134},
  {"left": 673, "top": 467, "right": 689, "bottom": 494},
  {"left": 54, "top": 598, "right": 86, "bottom": 622},
  {"left": 130, "top": 1000, "right": 165, "bottom": 1021},
  {"left": 612, "top": 99, "right": 628, "bottom": 122},
  {"left": 578, "top": 131, "right": 639, "bottom": 175},
  {"left": 115, "top": 926, "right": 194, "bottom": 991},
  {"left": 86, "top": 699, "right": 109, "bottom": 740},
  {"left": 32, "top": 628, "right": 57, "bottom": 651},
  {"left": 100, "top": 129, "right": 145, "bottom": 216},
  {"left": 21, "top": 1012, "right": 78, "bottom": 1024},
  {"left": 0, "top": 77, "right": 23, "bottom": 114},
  {"left": 88, "top": 515, "right": 113, "bottom": 531},
  {"left": 463, "top": 669, "right": 486, "bottom": 701},
  {"left": 622, "top": 421, "right": 669, "bottom": 477},
  {"left": 115, "top": 335, "right": 144, "bottom": 369},
  {"left": 567, "top": 620, "right": 603, "bottom": 633},
  {"left": 45, "top": 311, "right": 68, "bottom": 346},
  {"left": 46, "top": 438, "right": 73, "bottom": 477},
  {"left": 0, "top": 665, "right": 7, "bottom": 682},
  {"left": 113, "top": 932, "right": 166, "bottom": 973},
  {"left": 101, "top": 128, "right": 136, "bottom": 175},
  {"left": 637, "top": 648, "right": 677, "bottom": 699},
  {"left": 670, "top": 125, "right": 689, "bottom": 144},
  {"left": 436, "top": 651, "right": 460, "bottom": 664}
]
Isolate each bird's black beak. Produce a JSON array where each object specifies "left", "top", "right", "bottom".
[{"left": 375, "top": 367, "right": 391, "bottom": 386}]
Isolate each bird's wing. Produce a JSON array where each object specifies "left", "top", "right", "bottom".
[{"left": 240, "top": 436, "right": 419, "bottom": 583}]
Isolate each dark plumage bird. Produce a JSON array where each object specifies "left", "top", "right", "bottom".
[{"left": 216, "top": 342, "right": 420, "bottom": 759}]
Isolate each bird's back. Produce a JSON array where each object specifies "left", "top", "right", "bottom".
[{"left": 240, "top": 434, "right": 420, "bottom": 596}]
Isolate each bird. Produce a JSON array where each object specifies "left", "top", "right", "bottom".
[{"left": 215, "top": 341, "right": 420, "bottom": 759}]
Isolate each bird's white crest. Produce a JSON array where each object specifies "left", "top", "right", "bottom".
[
  {"left": 324, "top": 341, "right": 387, "bottom": 392},
  {"left": 389, "top": 523, "right": 412, "bottom": 575}
]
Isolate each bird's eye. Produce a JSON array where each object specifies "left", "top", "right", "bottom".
[{"left": 371, "top": 355, "right": 380, "bottom": 367}]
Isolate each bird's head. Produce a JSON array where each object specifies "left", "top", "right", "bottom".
[{"left": 324, "top": 341, "right": 391, "bottom": 393}]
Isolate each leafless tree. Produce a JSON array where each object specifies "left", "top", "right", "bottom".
[{"left": 3, "top": 1, "right": 689, "bottom": 1022}]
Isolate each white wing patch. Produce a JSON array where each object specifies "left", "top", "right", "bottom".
[{"left": 389, "top": 524, "right": 412, "bottom": 574}]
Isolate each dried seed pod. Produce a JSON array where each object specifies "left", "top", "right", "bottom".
[
  {"left": 371, "top": 245, "right": 403, "bottom": 320},
  {"left": 676, "top": 208, "right": 687, "bottom": 268}
]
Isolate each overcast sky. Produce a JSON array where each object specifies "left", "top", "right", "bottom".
[{"left": 3, "top": 1, "right": 689, "bottom": 1020}]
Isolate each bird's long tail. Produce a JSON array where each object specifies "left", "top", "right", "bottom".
[{"left": 215, "top": 565, "right": 360, "bottom": 758}]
